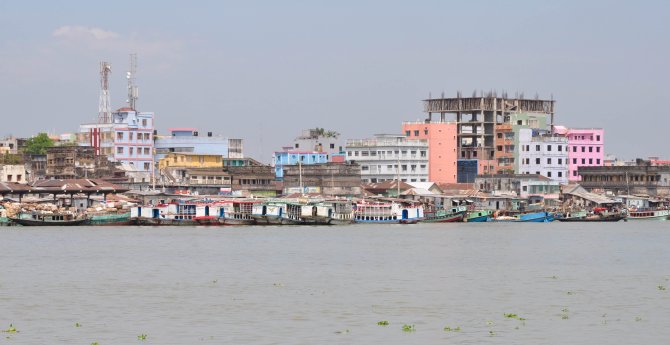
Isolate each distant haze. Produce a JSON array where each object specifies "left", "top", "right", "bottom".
[{"left": 1, "top": 1, "right": 668, "bottom": 162}]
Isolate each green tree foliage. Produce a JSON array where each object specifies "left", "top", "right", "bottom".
[{"left": 23, "top": 133, "right": 54, "bottom": 155}]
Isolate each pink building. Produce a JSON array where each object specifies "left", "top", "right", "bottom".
[
  {"left": 555, "top": 127, "right": 604, "bottom": 181},
  {"left": 402, "top": 121, "right": 458, "bottom": 183}
]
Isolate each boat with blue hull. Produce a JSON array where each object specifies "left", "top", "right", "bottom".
[
  {"left": 465, "top": 210, "right": 493, "bottom": 222},
  {"left": 492, "top": 211, "right": 555, "bottom": 222}
]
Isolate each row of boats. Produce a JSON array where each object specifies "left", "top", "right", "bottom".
[{"left": 5, "top": 198, "right": 670, "bottom": 226}]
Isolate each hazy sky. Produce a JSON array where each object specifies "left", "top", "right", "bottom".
[{"left": 1, "top": 0, "right": 668, "bottom": 162}]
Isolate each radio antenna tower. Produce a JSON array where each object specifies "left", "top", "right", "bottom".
[
  {"left": 98, "top": 61, "right": 112, "bottom": 123},
  {"left": 126, "top": 53, "right": 139, "bottom": 110}
]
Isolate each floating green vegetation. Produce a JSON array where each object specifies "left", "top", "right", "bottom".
[
  {"left": 377, "top": 321, "right": 389, "bottom": 326},
  {"left": 486, "top": 321, "right": 494, "bottom": 326},
  {"left": 137, "top": 334, "right": 148, "bottom": 341},
  {"left": 402, "top": 324, "right": 415, "bottom": 332},
  {"left": 75, "top": 323, "right": 82, "bottom": 328},
  {"left": 91, "top": 342, "right": 99, "bottom": 345},
  {"left": 2, "top": 324, "right": 17, "bottom": 333},
  {"left": 503, "top": 313, "right": 526, "bottom": 321},
  {"left": 212, "top": 280, "right": 218, "bottom": 284},
  {"left": 443, "top": 326, "right": 461, "bottom": 332},
  {"left": 273, "top": 283, "right": 284, "bottom": 287},
  {"left": 658, "top": 285, "right": 666, "bottom": 291},
  {"left": 489, "top": 330, "right": 495, "bottom": 336},
  {"left": 635, "top": 316, "right": 642, "bottom": 322},
  {"left": 561, "top": 314, "right": 569, "bottom": 320},
  {"left": 561, "top": 308, "right": 569, "bottom": 313}
]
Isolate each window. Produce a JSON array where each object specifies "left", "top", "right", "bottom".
[
  {"left": 573, "top": 171, "right": 577, "bottom": 176},
  {"left": 596, "top": 147, "right": 600, "bottom": 153},
  {"left": 144, "top": 162, "right": 150, "bottom": 170},
  {"left": 6, "top": 175, "right": 12, "bottom": 181},
  {"left": 547, "top": 171, "right": 552, "bottom": 177},
  {"left": 596, "top": 135, "right": 600, "bottom": 141},
  {"left": 497, "top": 133, "right": 503, "bottom": 139},
  {"left": 142, "top": 119, "right": 147, "bottom": 127},
  {"left": 420, "top": 151, "right": 426, "bottom": 157},
  {"left": 117, "top": 132, "right": 123, "bottom": 140},
  {"left": 558, "top": 145, "right": 562, "bottom": 151},
  {"left": 347, "top": 151, "right": 352, "bottom": 156},
  {"left": 129, "top": 132, "right": 134, "bottom": 141},
  {"left": 497, "top": 145, "right": 503, "bottom": 152},
  {"left": 414, "top": 130, "right": 419, "bottom": 136},
  {"left": 129, "top": 147, "right": 134, "bottom": 156},
  {"left": 387, "top": 165, "right": 393, "bottom": 169},
  {"left": 581, "top": 146, "right": 585, "bottom": 152},
  {"left": 573, "top": 158, "right": 577, "bottom": 164},
  {"left": 536, "top": 171, "right": 540, "bottom": 175},
  {"left": 424, "top": 129, "right": 428, "bottom": 135},
  {"left": 522, "top": 186, "right": 527, "bottom": 191},
  {"left": 547, "top": 158, "right": 552, "bottom": 164},
  {"left": 16, "top": 174, "right": 22, "bottom": 182},
  {"left": 517, "top": 120, "right": 523, "bottom": 125},
  {"left": 581, "top": 158, "right": 585, "bottom": 164},
  {"left": 354, "top": 151, "right": 359, "bottom": 156},
  {"left": 589, "top": 146, "right": 593, "bottom": 152},
  {"left": 558, "top": 172, "right": 562, "bottom": 177},
  {"left": 117, "top": 147, "right": 124, "bottom": 154},
  {"left": 295, "top": 143, "right": 299, "bottom": 148},
  {"left": 420, "top": 164, "right": 426, "bottom": 169},
  {"left": 536, "top": 145, "right": 540, "bottom": 151},
  {"left": 589, "top": 158, "right": 593, "bottom": 164},
  {"left": 361, "top": 166, "right": 369, "bottom": 171},
  {"left": 330, "top": 143, "right": 335, "bottom": 149},
  {"left": 572, "top": 146, "right": 577, "bottom": 152},
  {"left": 361, "top": 151, "right": 369, "bottom": 156},
  {"left": 401, "top": 165, "right": 407, "bottom": 171},
  {"left": 405, "top": 130, "right": 411, "bottom": 137},
  {"left": 597, "top": 159, "right": 601, "bottom": 164},
  {"left": 536, "top": 158, "right": 540, "bottom": 164},
  {"left": 547, "top": 145, "right": 552, "bottom": 151},
  {"left": 558, "top": 158, "right": 562, "bottom": 164},
  {"left": 410, "top": 165, "right": 416, "bottom": 172}
]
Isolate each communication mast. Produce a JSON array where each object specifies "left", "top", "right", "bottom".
[
  {"left": 127, "top": 53, "right": 139, "bottom": 110},
  {"left": 98, "top": 61, "right": 112, "bottom": 123}
]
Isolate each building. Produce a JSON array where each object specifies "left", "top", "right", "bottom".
[
  {"left": 282, "top": 162, "right": 361, "bottom": 196},
  {"left": 345, "top": 134, "right": 429, "bottom": 183},
  {"left": 223, "top": 157, "right": 264, "bottom": 167},
  {"left": 554, "top": 127, "right": 604, "bottom": 181},
  {"left": 290, "top": 128, "right": 344, "bottom": 157},
  {"left": 0, "top": 137, "right": 19, "bottom": 154},
  {"left": 578, "top": 161, "right": 670, "bottom": 196},
  {"left": 474, "top": 174, "right": 561, "bottom": 205},
  {"left": 154, "top": 128, "right": 243, "bottom": 162},
  {"left": 158, "top": 152, "right": 223, "bottom": 170},
  {"left": 78, "top": 108, "right": 155, "bottom": 183},
  {"left": 517, "top": 128, "right": 569, "bottom": 183},
  {"left": 158, "top": 167, "right": 232, "bottom": 195},
  {"left": 272, "top": 149, "right": 329, "bottom": 180},
  {"left": 225, "top": 165, "right": 279, "bottom": 197},
  {"left": 0, "top": 165, "right": 26, "bottom": 183},
  {"left": 401, "top": 121, "right": 457, "bottom": 183},
  {"left": 45, "top": 146, "right": 116, "bottom": 180}
]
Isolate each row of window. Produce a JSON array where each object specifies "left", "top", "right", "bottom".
[
  {"left": 570, "top": 134, "right": 601, "bottom": 142},
  {"left": 521, "top": 144, "right": 568, "bottom": 152},
  {"left": 3, "top": 174, "right": 22, "bottom": 182},
  {"left": 116, "top": 147, "right": 152, "bottom": 156},
  {"left": 363, "top": 178, "right": 428, "bottom": 183},
  {"left": 522, "top": 171, "right": 565, "bottom": 178},
  {"left": 572, "top": 158, "right": 601, "bottom": 165},
  {"left": 405, "top": 129, "right": 429, "bottom": 137},
  {"left": 361, "top": 164, "right": 427, "bottom": 172},
  {"left": 347, "top": 150, "right": 427, "bottom": 157},
  {"left": 116, "top": 132, "right": 152, "bottom": 141}
]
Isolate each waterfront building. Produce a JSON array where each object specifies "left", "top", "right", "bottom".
[
  {"left": 282, "top": 162, "right": 361, "bottom": 196},
  {"left": 518, "top": 128, "right": 569, "bottom": 183},
  {"left": 475, "top": 174, "right": 561, "bottom": 205},
  {"left": 345, "top": 134, "right": 429, "bottom": 183},
  {"left": 401, "top": 121, "right": 456, "bottom": 183},
  {"left": 78, "top": 108, "right": 155, "bottom": 183},
  {"left": 272, "top": 149, "right": 328, "bottom": 180},
  {"left": 578, "top": 160, "right": 670, "bottom": 196},
  {"left": 554, "top": 127, "right": 604, "bottom": 181},
  {"left": 0, "top": 137, "right": 19, "bottom": 154},
  {"left": 0, "top": 164, "right": 26, "bottom": 183},
  {"left": 225, "top": 165, "right": 279, "bottom": 197},
  {"left": 45, "top": 146, "right": 117, "bottom": 180},
  {"left": 290, "top": 128, "right": 344, "bottom": 157},
  {"left": 223, "top": 157, "right": 264, "bottom": 167},
  {"left": 154, "top": 128, "right": 242, "bottom": 162},
  {"left": 158, "top": 152, "right": 223, "bottom": 170},
  {"left": 158, "top": 167, "right": 233, "bottom": 195}
]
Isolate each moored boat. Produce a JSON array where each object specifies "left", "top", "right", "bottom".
[
  {"left": 626, "top": 208, "right": 669, "bottom": 220},
  {"left": 353, "top": 199, "right": 423, "bottom": 224},
  {"left": 491, "top": 211, "right": 554, "bottom": 222},
  {"left": 465, "top": 210, "right": 493, "bottom": 222},
  {"left": 421, "top": 206, "right": 467, "bottom": 223},
  {"left": 10, "top": 211, "right": 87, "bottom": 226},
  {"left": 85, "top": 212, "right": 132, "bottom": 226}
]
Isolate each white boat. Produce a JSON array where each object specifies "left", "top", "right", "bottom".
[{"left": 627, "top": 208, "right": 669, "bottom": 220}]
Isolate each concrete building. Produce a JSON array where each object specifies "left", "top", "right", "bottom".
[
  {"left": 272, "top": 150, "right": 328, "bottom": 180},
  {"left": 0, "top": 137, "right": 19, "bottom": 154},
  {"left": 225, "top": 165, "right": 279, "bottom": 197},
  {"left": 158, "top": 152, "right": 223, "bottom": 170},
  {"left": 154, "top": 128, "right": 243, "bottom": 162},
  {"left": 346, "top": 134, "right": 429, "bottom": 183},
  {"left": 475, "top": 174, "right": 561, "bottom": 204},
  {"left": 518, "top": 129, "right": 569, "bottom": 183},
  {"left": 578, "top": 160, "right": 670, "bottom": 196},
  {"left": 282, "top": 162, "right": 362, "bottom": 196},
  {"left": 45, "top": 146, "right": 117, "bottom": 180},
  {"left": 401, "top": 121, "right": 457, "bottom": 183},
  {"left": 290, "top": 128, "right": 344, "bottom": 157},
  {"left": 554, "top": 127, "right": 604, "bottom": 181},
  {"left": 0, "top": 165, "right": 26, "bottom": 183},
  {"left": 78, "top": 107, "right": 154, "bottom": 183}
]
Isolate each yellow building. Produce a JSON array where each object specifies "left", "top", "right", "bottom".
[{"left": 159, "top": 153, "right": 223, "bottom": 170}]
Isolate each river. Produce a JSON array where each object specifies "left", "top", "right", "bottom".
[{"left": 1, "top": 222, "right": 669, "bottom": 344}]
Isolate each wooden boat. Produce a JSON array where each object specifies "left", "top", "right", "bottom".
[
  {"left": 491, "top": 211, "right": 554, "bottom": 222},
  {"left": 130, "top": 202, "right": 207, "bottom": 226},
  {"left": 421, "top": 206, "right": 467, "bottom": 223},
  {"left": 214, "top": 200, "right": 258, "bottom": 225},
  {"left": 251, "top": 202, "right": 286, "bottom": 225},
  {"left": 85, "top": 212, "right": 132, "bottom": 226},
  {"left": 464, "top": 210, "right": 493, "bottom": 222},
  {"left": 10, "top": 212, "right": 87, "bottom": 226},
  {"left": 556, "top": 213, "right": 627, "bottom": 222},
  {"left": 353, "top": 200, "right": 423, "bottom": 224}
]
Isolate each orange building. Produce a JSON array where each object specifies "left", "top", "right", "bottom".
[
  {"left": 494, "top": 123, "right": 515, "bottom": 173},
  {"left": 402, "top": 121, "right": 458, "bottom": 183}
]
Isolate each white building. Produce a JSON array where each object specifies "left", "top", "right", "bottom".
[
  {"left": 346, "top": 134, "right": 429, "bottom": 183},
  {"left": 291, "top": 128, "right": 344, "bottom": 157},
  {"left": 78, "top": 107, "right": 154, "bottom": 183},
  {"left": 0, "top": 165, "right": 26, "bottom": 183},
  {"left": 518, "top": 128, "right": 569, "bottom": 183}
]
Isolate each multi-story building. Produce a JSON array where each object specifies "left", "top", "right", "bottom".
[
  {"left": 154, "top": 128, "right": 242, "bottom": 162},
  {"left": 158, "top": 152, "right": 223, "bottom": 170},
  {"left": 0, "top": 137, "right": 19, "bottom": 154},
  {"left": 290, "top": 128, "right": 344, "bottom": 157},
  {"left": 517, "top": 129, "right": 569, "bottom": 183},
  {"left": 225, "top": 165, "right": 279, "bottom": 197},
  {"left": 272, "top": 149, "right": 328, "bottom": 180},
  {"left": 555, "top": 127, "right": 604, "bottom": 181},
  {"left": 494, "top": 123, "right": 515, "bottom": 173},
  {"left": 282, "top": 162, "right": 362, "bottom": 196},
  {"left": 0, "top": 164, "right": 26, "bottom": 183},
  {"left": 401, "top": 121, "right": 457, "bottom": 183},
  {"left": 578, "top": 162, "right": 670, "bottom": 196},
  {"left": 45, "top": 146, "right": 116, "bottom": 180},
  {"left": 78, "top": 107, "right": 154, "bottom": 183},
  {"left": 345, "top": 134, "right": 429, "bottom": 183}
]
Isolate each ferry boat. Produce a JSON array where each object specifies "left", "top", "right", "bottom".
[
  {"left": 421, "top": 206, "right": 468, "bottom": 223},
  {"left": 556, "top": 208, "right": 627, "bottom": 222},
  {"left": 251, "top": 201, "right": 286, "bottom": 225},
  {"left": 10, "top": 211, "right": 87, "bottom": 226},
  {"left": 491, "top": 211, "right": 554, "bottom": 222},
  {"left": 210, "top": 200, "right": 257, "bottom": 225},
  {"left": 626, "top": 207, "right": 669, "bottom": 220},
  {"left": 85, "top": 212, "right": 132, "bottom": 226},
  {"left": 353, "top": 200, "right": 423, "bottom": 224},
  {"left": 300, "top": 200, "right": 355, "bottom": 225},
  {"left": 130, "top": 202, "right": 210, "bottom": 225},
  {"left": 464, "top": 210, "right": 493, "bottom": 222}
]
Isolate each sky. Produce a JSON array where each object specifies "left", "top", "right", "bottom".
[{"left": 0, "top": 0, "right": 668, "bottom": 162}]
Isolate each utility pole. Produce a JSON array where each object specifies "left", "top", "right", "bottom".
[
  {"left": 98, "top": 62, "right": 112, "bottom": 123},
  {"left": 126, "top": 53, "right": 139, "bottom": 110}
]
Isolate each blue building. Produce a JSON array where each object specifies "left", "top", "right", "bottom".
[
  {"left": 457, "top": 159, "right": 478, "bottom": 183},
  {"left": 154, "top": 128, "right": 240, "bottom": 163},
  {"left": 273, "top": 150, "right": 329, "bottom": 180}
]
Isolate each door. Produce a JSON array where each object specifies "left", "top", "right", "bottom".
[
  {"left": 402, "top": 209, "right": 409, "bottom": 220},
  {"left": 152, "top": 208, "right": 159, "bottom": 218},
  {"left": 219, "top": 207, "right": 225, "bottom": 218},
  {"left": 205, "top": 206, "right": 210, "bottom": 217},
  {"left": 262, "top": 206, "right": 267, "bottom": 215}
]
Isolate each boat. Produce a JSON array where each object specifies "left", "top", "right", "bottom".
[
  {"left": 556, "top": 213, "right": 627, "bottom": 222},
  {"left": 130, "top": 202, "right": 210, "bottom": 225},
  {"left": 421, "top": 206, "right": 468, "bottom": 223},
  {"left": 626, "top": 207, "right": 669, "bottom": 220},
  {"left": 212, "top": 200, "right": 257, "bottom": 225},
  {"left": 10, "top": 211, "right": 87, "bottom": 226},
  {"left": 353, "top": 199, "right": 423, "bottom": 224},
  {"left": 251, "top": 201, "right": 286, "bottom": 225},
  {"left": 85, "top": 212, "right": 132, "bottom": 225},
  {"left": 491, "top": 211, "right": 554, "bottom": 222},
  {"left": 464, "top": 210, "right": 493, "bottom": 222}
]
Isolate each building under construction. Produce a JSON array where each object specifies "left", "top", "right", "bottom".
[{"left": 423, "top": 92, "right": 556, "bottom": 161}]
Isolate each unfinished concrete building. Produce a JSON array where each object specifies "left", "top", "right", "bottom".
[{"left": 423, "top": 92, "right": 555, "bottom": 161}]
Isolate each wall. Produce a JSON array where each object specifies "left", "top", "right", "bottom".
[
  {"left": 401, "top": 122, "right": 457, "bottom": 183},
  {"left": 566, "top": 128, "right": 604, "bottom": 181},
  {"left": 0, "top": 165, "right": 26, "bottom": 183}
]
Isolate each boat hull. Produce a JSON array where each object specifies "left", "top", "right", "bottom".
[
  {"left": 131, "top": 218, "right": 200, "bottom": 226},
  {"left": 557, "top": 214, "right": 626, "bottom": 222},
  {"left": 421, "top": 213, "right": 465, "bottom": 223},
  {"left": 10, "top": 218, "right": 88, "bottom": 226}
]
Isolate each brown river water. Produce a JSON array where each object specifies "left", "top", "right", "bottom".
[{"left": 1, "top": 222, "right": 669, "bottom": 344}]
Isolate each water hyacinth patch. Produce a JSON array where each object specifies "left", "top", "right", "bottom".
[
  {"left": 658, "top": 285, "right": 666, "bottom": 291},
  {"left": 443, "top": 326, "right": 461, "bottom": 332},
  {"left": 402, "top": 324, "right": 415, "bottom": 332},
  {"left": 2, "top": 324, "right": 17, "bottom": 333},
  {"left": 377, "top": 320, "right": 389, "bottom": 326},
  {"left": 138, "top": 334, "right": 148, "bottom": 341}
]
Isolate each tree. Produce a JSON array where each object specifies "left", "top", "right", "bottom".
[{"left": 23, "top": 133, "right": 54, "bottom": 155}]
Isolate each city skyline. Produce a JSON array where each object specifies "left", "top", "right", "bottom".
[{"left": 1, "top": 0, "right": 668, "bottom": 162}]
